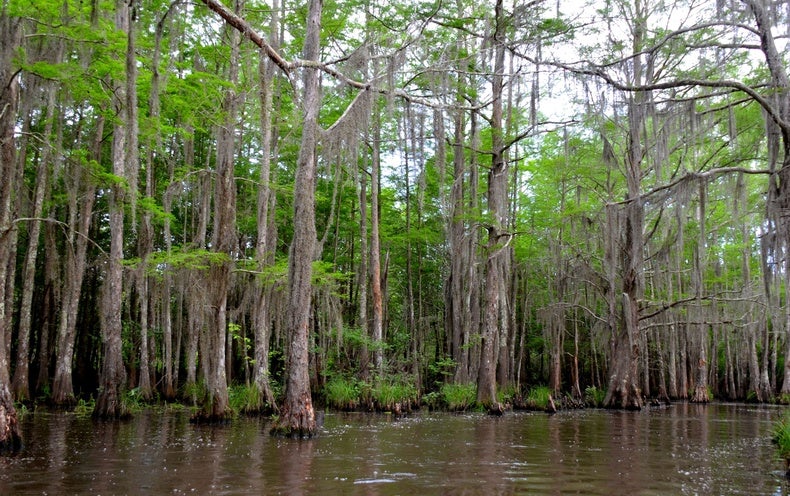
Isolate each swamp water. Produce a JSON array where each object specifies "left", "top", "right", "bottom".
[{"left": 1, "top": 402, "right": 789, "bottom": 495}]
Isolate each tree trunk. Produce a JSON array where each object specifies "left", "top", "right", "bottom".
[
  {"left": 691, "top": 182, "right": 710, "bottom": 404},
  {"left": 51, "top": 113, "right": 101, "bottom": 407},
  {"left": 271, "top": 0, "right": 322, "bottom": 437},
  {"left": 252, "top": 0, "right": 281, "bottom": 409},
  {"left": 35, "top": 224, "right": 58, "bottom": 395},
  {"left": 370, "top": 111, "right": 384, "bottom": 375},
  {"left": 475, "top": 0, "right": 508, "bottom": 414},
  {"left": 196, "top": 2, "right": 244, "bottom": 421},
  {"left": 94, "top": 0, "right": 135, "bottom": 419},
  {"left": 12, "top": 65, "right": 59, "bottom": 402},
  {"left": 603, "top": 0, "right": 647, "bottom": 410},
  {"left": 743, "top": 0, "right": 790, "bottom": 399},
  {"left": 0, "top": 6, "right": 22, "bottom": 452}
]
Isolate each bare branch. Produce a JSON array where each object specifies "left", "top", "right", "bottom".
[{"left": 200, "top": 0, "right": 292, "bottom": 76}]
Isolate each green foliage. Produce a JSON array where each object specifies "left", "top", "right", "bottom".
[
  {"left": 440, "top": 383, "right": 477, "bottom": 411},
  {"left": 426, "top": 357, "right": 457, "bottom": 389},
  {"left": 497, "top": 384, "right": 517, "bottom": 405},
  {"left": 182, "top": 381, "right": 207, "bottom": 407},
  {"left": 229, "top": 384, "right": 262, "bottom": 415},
  {"left": 229, "top": 322, "right": 253, "bottom": 367},
  {"left": 123, "top": 388, "right": 147, "bottom": 414},
  {"left": 36, "top": 384, "right": 52, "bottom": 404},
  {"left": 772, "top": 413, "right": 790, "bottom": 467},
  {"left": 73, "top": 397, "right": 96, "bottom": 418},
  {"left": 125, "top": 248, "right": 231, "bottom": 275},
  {"left": 312, "top": 260, "right": 352, "bottom": 290},
  {"left": 137, "top": 196, "right": 175, "bottom": 226},
  {"left": 372, "top": 379, "right": 418, "bottom": 412},
  {"left": 525, "top": 386, "right": 552, "bottom": 410},
  {"left": 324, "top": 377, "right": 361, "bottom": 410},
  {"left": 584, "top": 386, "right": 606, "bottom": 408},
  {"left": 13, "top": 402, "right": 30, "bottom": 418}
]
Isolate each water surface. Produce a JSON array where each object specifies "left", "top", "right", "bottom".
[{"left": 1, "top": 402, "right": 788, "bottom": 495}]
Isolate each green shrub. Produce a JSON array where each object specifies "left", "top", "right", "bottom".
[
  {"left": 526, "top": 386, "right": 552, "bottom": 410},
  {"left": 73, "top": 397, "right": 96, "bottom": 417},
  {"left": 497, "top": 384, "right": 517, "bottom": 405},
  {"left": 584, "top": 386, "right": 606, "bottom": 407},
  {"left": 373, "top": 380, "right": 417, "bottom": 412},
  {"left": 441, "top": 383, "right": 477, "bottom": 411},
  {"left": 324, "top": 377, "right": 360, "bottom": 410},
  {"left": 229, "top": 384, "right": 261, "bottom": 415},
  {"left": 422, "top": 391, "right": 442, "bottom": 410},
  {"left": 772, "top": 413, "right": 790, "bottom": 472},
  {"left": 123, "top": 388, "right": 147, "bottom": 414},
  {"left": 182, "top": 381, "right": 207, "bottom": 406}
]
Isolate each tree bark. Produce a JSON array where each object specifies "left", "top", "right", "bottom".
[
  {"left": 94, "top": 0, "right": 134, "bottom": 419},
  {"left": 742, "top": 0, "right": 790, "bottom": 398},
  {"left": 0, "top": 5, "right": 22, "bottom": 452},
  {"left": 602, "top": 0, "right": 647, "bottom": 410},
  {"left": 477, "top": 0, "right": 507, "bottom": 412},
  {"left": 196, "top": 0, "right": 244, "bottom": 421},
  {"left": 51, "top": 112, "right": 101, "bottom": 407},
  {"left": 12, "top": 63, "right": 59, "bottom": 402},
  {"left": 370, "top": 111, "right": 384, "bottom": 375},
  {"left": 271, "top": 0, "right": 322, "bottom": 437},
  {"left": 252, "top": 0, "right": 281, "bottom": 410}
]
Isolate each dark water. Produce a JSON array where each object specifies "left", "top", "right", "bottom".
[{"left": 1, "top": 402, "right": 788, "bottom": 495}]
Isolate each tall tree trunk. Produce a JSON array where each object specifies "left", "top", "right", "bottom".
[
  {"left": 370, "top": 111, "right": 384, "bottom": 375},
  {"left": 743, "top": 0, "right": 790, "bottom": 397},
  {"left": 12, "top": 62, "right": 60, "bottom": 401},
  {"left": 356, "top": 135, "right": 370, "bottom": 378},
  {"left": 151, "top": 2, "right": 180, "bottom": 401},
  {"left": 477, "top": 0, "right": 507, "bottom": 412},
  {"left": 135, "top": 0, "right": 180, "bottom": 403},
  {"left": 94, "top": 0, "right": 135, "bottom": 419},
  {"left": 271, "top": 0, "right": 322, "bottom": 437},
  {"left": 691, "top": 181, "right": 710, "bottom": 403},
  {"left": 252, "top": 0, "right": 280, "bottom": 410},
  {"left": 448, "top": 102, "right": 467, "bottom": 383},
  {"left": 35, "top": 223, "right": 59, "bottom": 395},
  {"left": 0, "top": 5, "right": 22, "bottom": 452},
  {"left": 197, "top": 0, "right": 244, "bottom": 421},
  {"left": 603, "top": 0, "right": 646, "bottom": 410},
  {"left": 52, "top": 112, "right": 101, "bottom": 407}
]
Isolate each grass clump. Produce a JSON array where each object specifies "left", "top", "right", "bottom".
[
  {"left": 372, "top": 379, "right": 418, "bottom": 412},
  {"left": 584, "top": 386, "right": 606, "bottom": 407},
  {"left": 497, "top": 384, "right": 517, "bottom": 406},
  {"left": 324, "top": 376, "right": 361, "bottom": 410},
  {"left": 122, "top": 388, "right": 148, "bottom": 414},
  {"left": 525, "top": 386, "right": 552, "bottom": 410},
  {"left": 229, "top": 384, "right": 262, "bottom": 415},
  {"left": 773, "top": 413, "right": 790, "bottom": 476},
  {"left": 73, "top": 397, "right": 96, "bottom": 417},
  {"left": 441, "top": 382, "right": 477, "bottom": 411}
]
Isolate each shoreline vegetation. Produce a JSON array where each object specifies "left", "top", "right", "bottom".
[{"left": 17, "top": 381, "right": 786, "bottom": 421}]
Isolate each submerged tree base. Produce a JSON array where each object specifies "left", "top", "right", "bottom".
[
  {"left": 604, "top": 386, "right": 643, "bottom": 410},
  {"left": 270, "top": 402, "right": 321, "bottom": 438},
  {"left": 485, "top": 402, "right": 505, "bottom": 416},
  {"left": 0, "top": 400, "right": 22, "bottom": 454},
  {"left": 690, "top": 386, "right": 710, "bottom": 404}
]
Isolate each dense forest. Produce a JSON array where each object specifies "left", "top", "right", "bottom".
[{"left": 1, "top": 0, "right": 789, "bottom": 443}]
